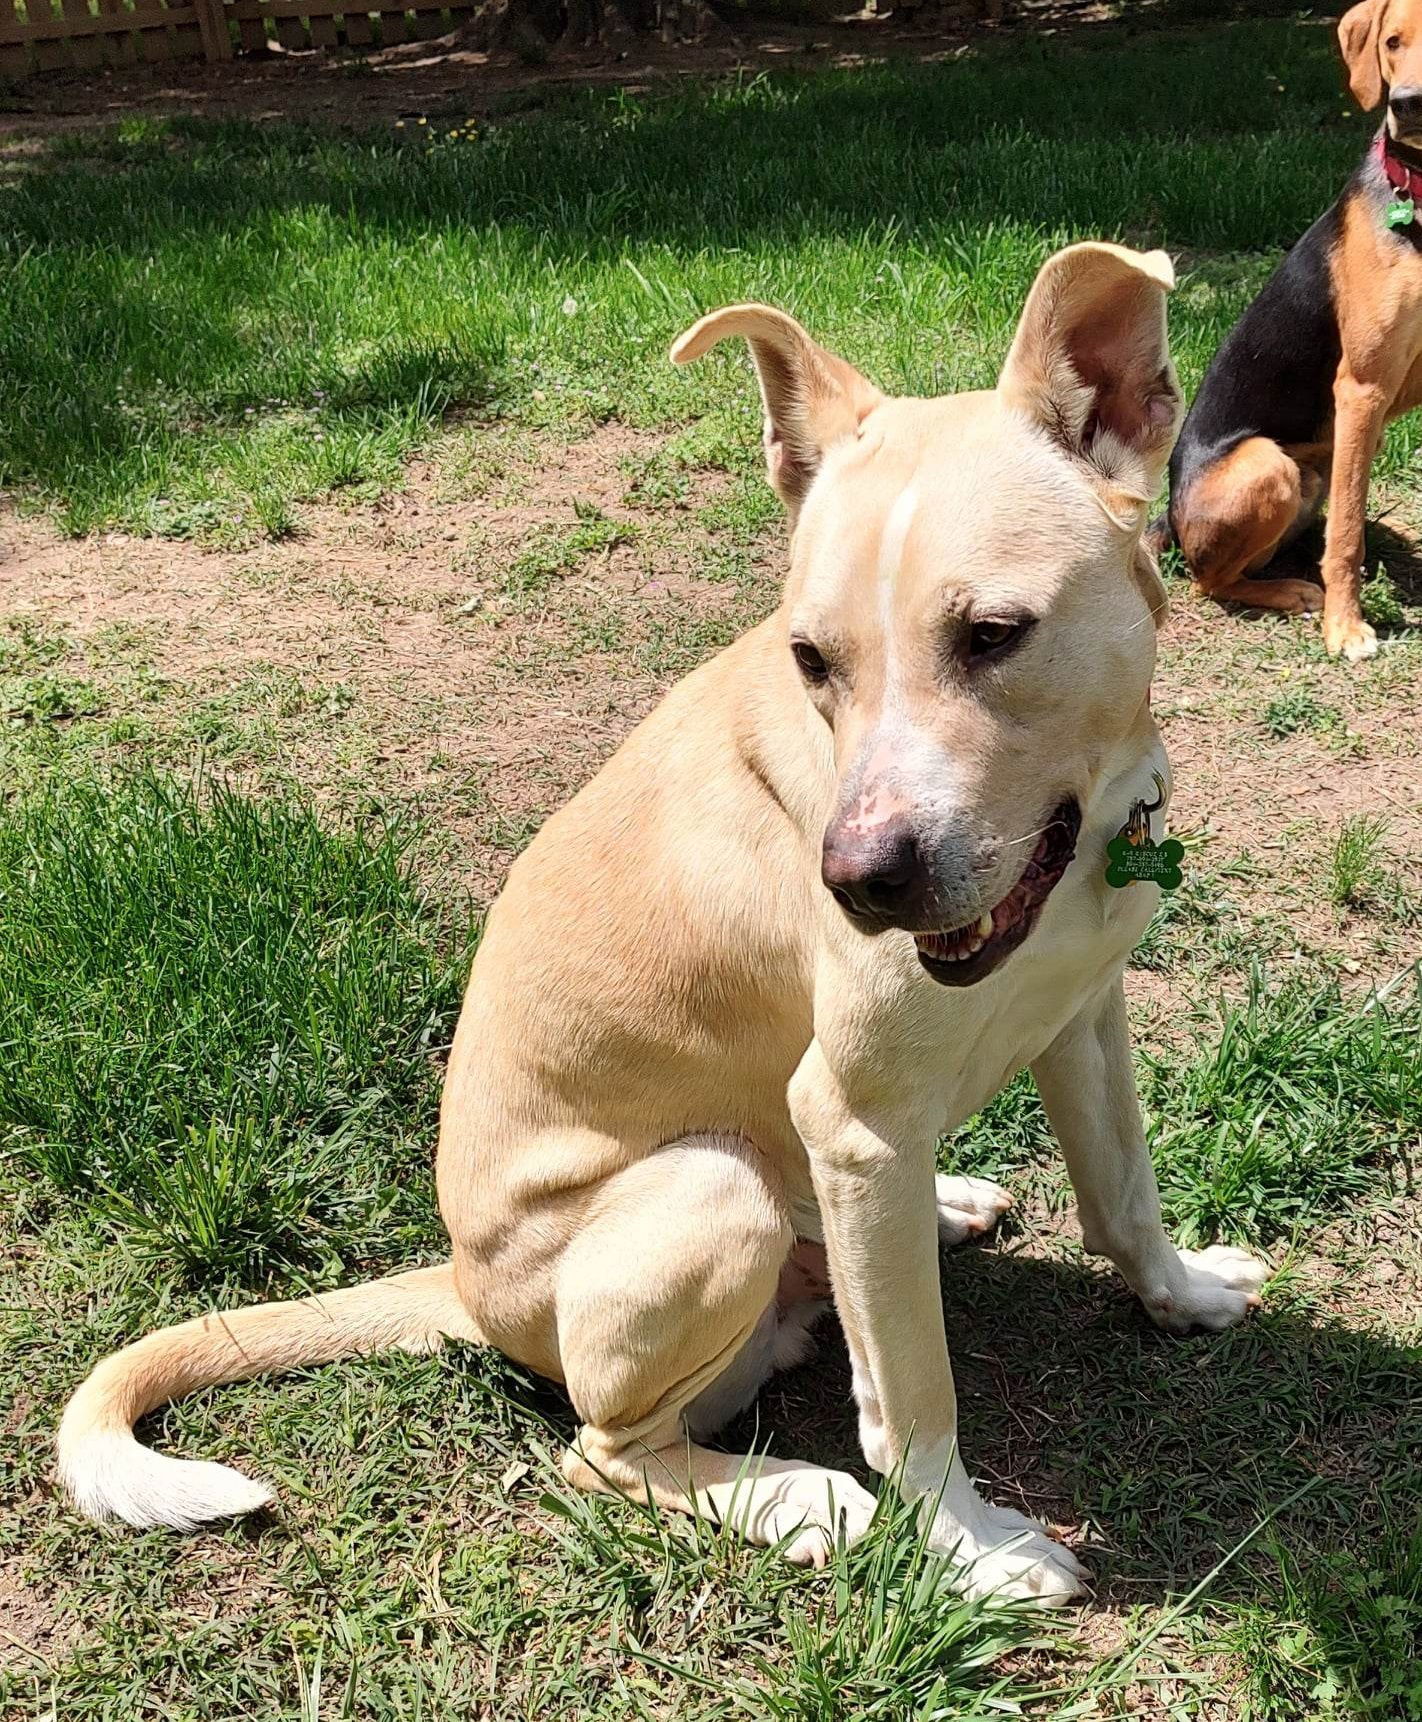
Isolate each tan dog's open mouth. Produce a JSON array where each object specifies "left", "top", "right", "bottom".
[{"left": 915, "top": 800, "right": 1082, "bottom": 987}]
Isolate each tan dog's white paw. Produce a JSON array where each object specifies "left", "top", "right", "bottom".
[
  {"left": 935, "top": 1174, "right": 1013, "bottom": 1247},
  {"left": 760, "top": 1468, "right": 878, "bottom": 1568},
  {"left": 1148, "top": 1244, "right": 1269, "bottom": 1334},
  {"left": 938, "top": 1501, "right": 1088, "bottom": 1606},
  {"left": 1323, "top": 612, "right": 1378, "bottom": 662}
]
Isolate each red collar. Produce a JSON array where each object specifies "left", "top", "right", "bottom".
[{"left": 1377, "top": 132, "right": 1422, "bottom": 203}]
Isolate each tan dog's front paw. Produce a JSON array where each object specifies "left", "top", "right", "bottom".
[
  {"left": 1323, "top": 611, "right": 1378, "bottom": 661},
  {"left": 939, "top": 1501, "right": 1088, "bottom": 1606},
  {"left": 935, "top": 1174, "right": 1012, "bottom": 1247},
  {"left": 761, "top": 1468, "right": 878, "bottom": 1568},
  {"left": 1147, "top": 1245, "right": 1268, "bottom": 1334}
]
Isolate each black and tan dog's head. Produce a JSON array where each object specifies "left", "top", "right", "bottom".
[
  {"left": 672, "top": 244, "right": 1180, "bottom": 986},
  {"left": 1340, "top": 0, "right": 1422, "bottom": 145}
]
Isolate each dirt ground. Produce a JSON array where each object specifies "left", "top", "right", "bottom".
[
  {"left": 0, "top": 0, "right": 1135, "bottom": 141},
  {"left": 4, "top": 418, "right": 1420, "bottom": 959},
  {"left": 1, "top": 424, "right": 757, "bottom": 893}
]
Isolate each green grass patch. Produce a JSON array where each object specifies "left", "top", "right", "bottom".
[
  {"left": 1146, "top": 970, "right": 1420, "bottom": 1245},
  {"left": 540, "top": 1460, "right": 1074, "bottom": 1721},
  {"left": 1263, "top": 687, "right": 1345, "bottom": 742},
  {"left": 1, "top": 671, "right": 105, "bottom": 724},
  {"left": 1328, "top": 813, "right": 1391, "bottom": 911},
  {"left": 0, "top": 770, "right": 472, "bottom": 1284},
  {"left": 1, "top": 20, "right": 1411, "bottom": 536},
  {"left": 505, "top": 500, "right": 636, "bottom": 598},
  {"left": 1219, "top": 1523, "right": 1422, "bottom": 1720},
  {"left": 1361, "top": 564, "right": 1409, "bottom": 633},
  {"left": 944, "top": 969, "right": 1421, "bottom": 1249}
]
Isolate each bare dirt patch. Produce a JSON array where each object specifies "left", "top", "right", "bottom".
[
  {"left": 1, "top": 421, "right": 771, "bottom": 895},
  {"left": 5, "top": 420, "right": 1421, "bottom": 948},
  {"left": 0, "top": 2, "right": 1137, "bottom": 145},
  {"left": 0, "top": 1557, "right": 74, "bottom": 1675}
]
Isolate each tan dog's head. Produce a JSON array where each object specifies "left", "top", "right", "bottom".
[
  {"left": 1340, "top": 0, "right": 1422, "bottom": 143},
  {"left": 673, "top": 243, "right": 1179, "bottom": 987}
]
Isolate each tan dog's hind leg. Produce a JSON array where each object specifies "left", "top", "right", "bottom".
[
  {"left": 1179, "top": 437, "right": 1326, "bottom": 615},
  {"left": 556, "top": 1137, "right": 876, "bottom": 1568},
  {"left": 1032, "top": 983, "right": 1268, "bottom": 1332},
  {"left": 1319, "top": 371, "right": 1384, "bottom": 661}
]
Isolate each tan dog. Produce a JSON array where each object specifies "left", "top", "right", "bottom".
[
  {"left": 59, "top": 243, "right": 1269, "bottom": 1606},
  {"left": 1155, "top": 0, "right": 1422, "bottom": 661}
]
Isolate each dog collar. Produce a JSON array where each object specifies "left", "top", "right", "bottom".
[{"left": 1377, "top": 133, "right": 1422, "bottom": 229}]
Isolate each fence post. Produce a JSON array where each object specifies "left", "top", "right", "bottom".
[{"left": 195, "top": 0, "right": 233, "bottom": 59}]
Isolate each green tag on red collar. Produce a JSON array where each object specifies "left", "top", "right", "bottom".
[
  {"left": 1387, "top": 194, "right": 1416, "bottom": 230},
  {"left": 1105, "top": 770, "right": 1182, "bottom": 891}
]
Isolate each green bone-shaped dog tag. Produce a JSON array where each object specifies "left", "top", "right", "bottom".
[
  {"left": 1387, "top": 195, "right": 1415, "bottom": 230},
  {"left": 1105, "top": 770, "right": 1182, "bottom": 891},
  {"left": 1105, "top": 833, "right": 1184, "bottom": 891}
]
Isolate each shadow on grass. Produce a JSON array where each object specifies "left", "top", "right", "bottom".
[
  {"left": 1366, "top": 516, "right": 1422, "bottom": 607},
  {"left": 1209, "top": 515, "right": 1422, "bottom": 638},
  {"left": 694, "top": 1239, "right": 1421, "bottom": 1708},
  {"left": 226, "top": 1222, "right": 1418, "bottom": 1710},
  {"left": 0, "top": 13, "right": 1387, "bottom": 525},
  {"left": 81, "top": 1226, "right": 1419, "bottom": 1716}
]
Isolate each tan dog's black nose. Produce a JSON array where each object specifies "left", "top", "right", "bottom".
[
  {"left": 821, "top": 822, "right": 925, "bottom": 924},
  {"left": 1391, "top": 86, "right": 1422, "bottom": 131}
]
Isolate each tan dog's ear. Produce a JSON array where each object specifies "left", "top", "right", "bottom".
[
  {"left": 1338, "top": 0, "right": 1385, "bottom": 110},
  {"left": 998, "top": 242, "right": 1182, "bottom": 517},
  {"left": 671, "top": 304, "right": 881, "bottom": 510}
]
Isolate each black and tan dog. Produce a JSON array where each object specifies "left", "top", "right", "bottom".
[{"left": 1155, "top": 0, "right": 1422, "bottom": 661}]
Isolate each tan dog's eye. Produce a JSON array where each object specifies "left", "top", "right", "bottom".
[
  {"left": 1388, "top": 32, "right": 1403, "bottom": 49},
  {"left": 791, "top": 640, "right": 830, "bottom": 683},
  {"left": 967, "top": 619, "right": 1030, "bottom": 662}
]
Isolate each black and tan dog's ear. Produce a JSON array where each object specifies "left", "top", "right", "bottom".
[
  {"left": 998, "top": 242, "right": 1182, "bottom": 519},
  {"left": 671, "top": 305, "right": 881, "bottom": 512},
  {"left": 1339, "top": 0, "right": 1385, "bottom": 110}
]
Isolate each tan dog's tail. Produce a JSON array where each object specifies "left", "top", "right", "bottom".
[{"left": 58, "top": 1263, "right": 480, "bottom": 1530}]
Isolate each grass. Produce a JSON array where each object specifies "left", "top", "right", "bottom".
[
  {"left": 506, "top": 501, "right": 637, "bottom": 598},
  {"left": 1360, "top": 564, "right": 1408, "bottom": 632},
  {"left": 0, "top": 770, "right": 470, "bottom": 1282},
  {"left": 1220, "top": 1523, "right": 1422, "bottom": 1720},
  {"left": 1262, "top": 687, "right": 1344, "bottom": 742},
  {"left": 542, "top": 1460, "right": 1067, "bottom": 1721},
  {"left": 2, "top": 12, "right": 1421, "bottom": 1722},
  {"left": 1144, "top": 970, "right": 1419, "bottom": 1245},
  {"left": 4, "top": 19, "right": 1422, "bottom": 538},
  {"left": 943, "top": 970, "right": 1422, "bottom": 1247},
  {"left": 1328, "top": 814, "right": 1391, "bottom": 910}
]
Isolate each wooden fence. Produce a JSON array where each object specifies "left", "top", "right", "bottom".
[{"left": 0, "top": 0, "right": 472, "bottom": 77}]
